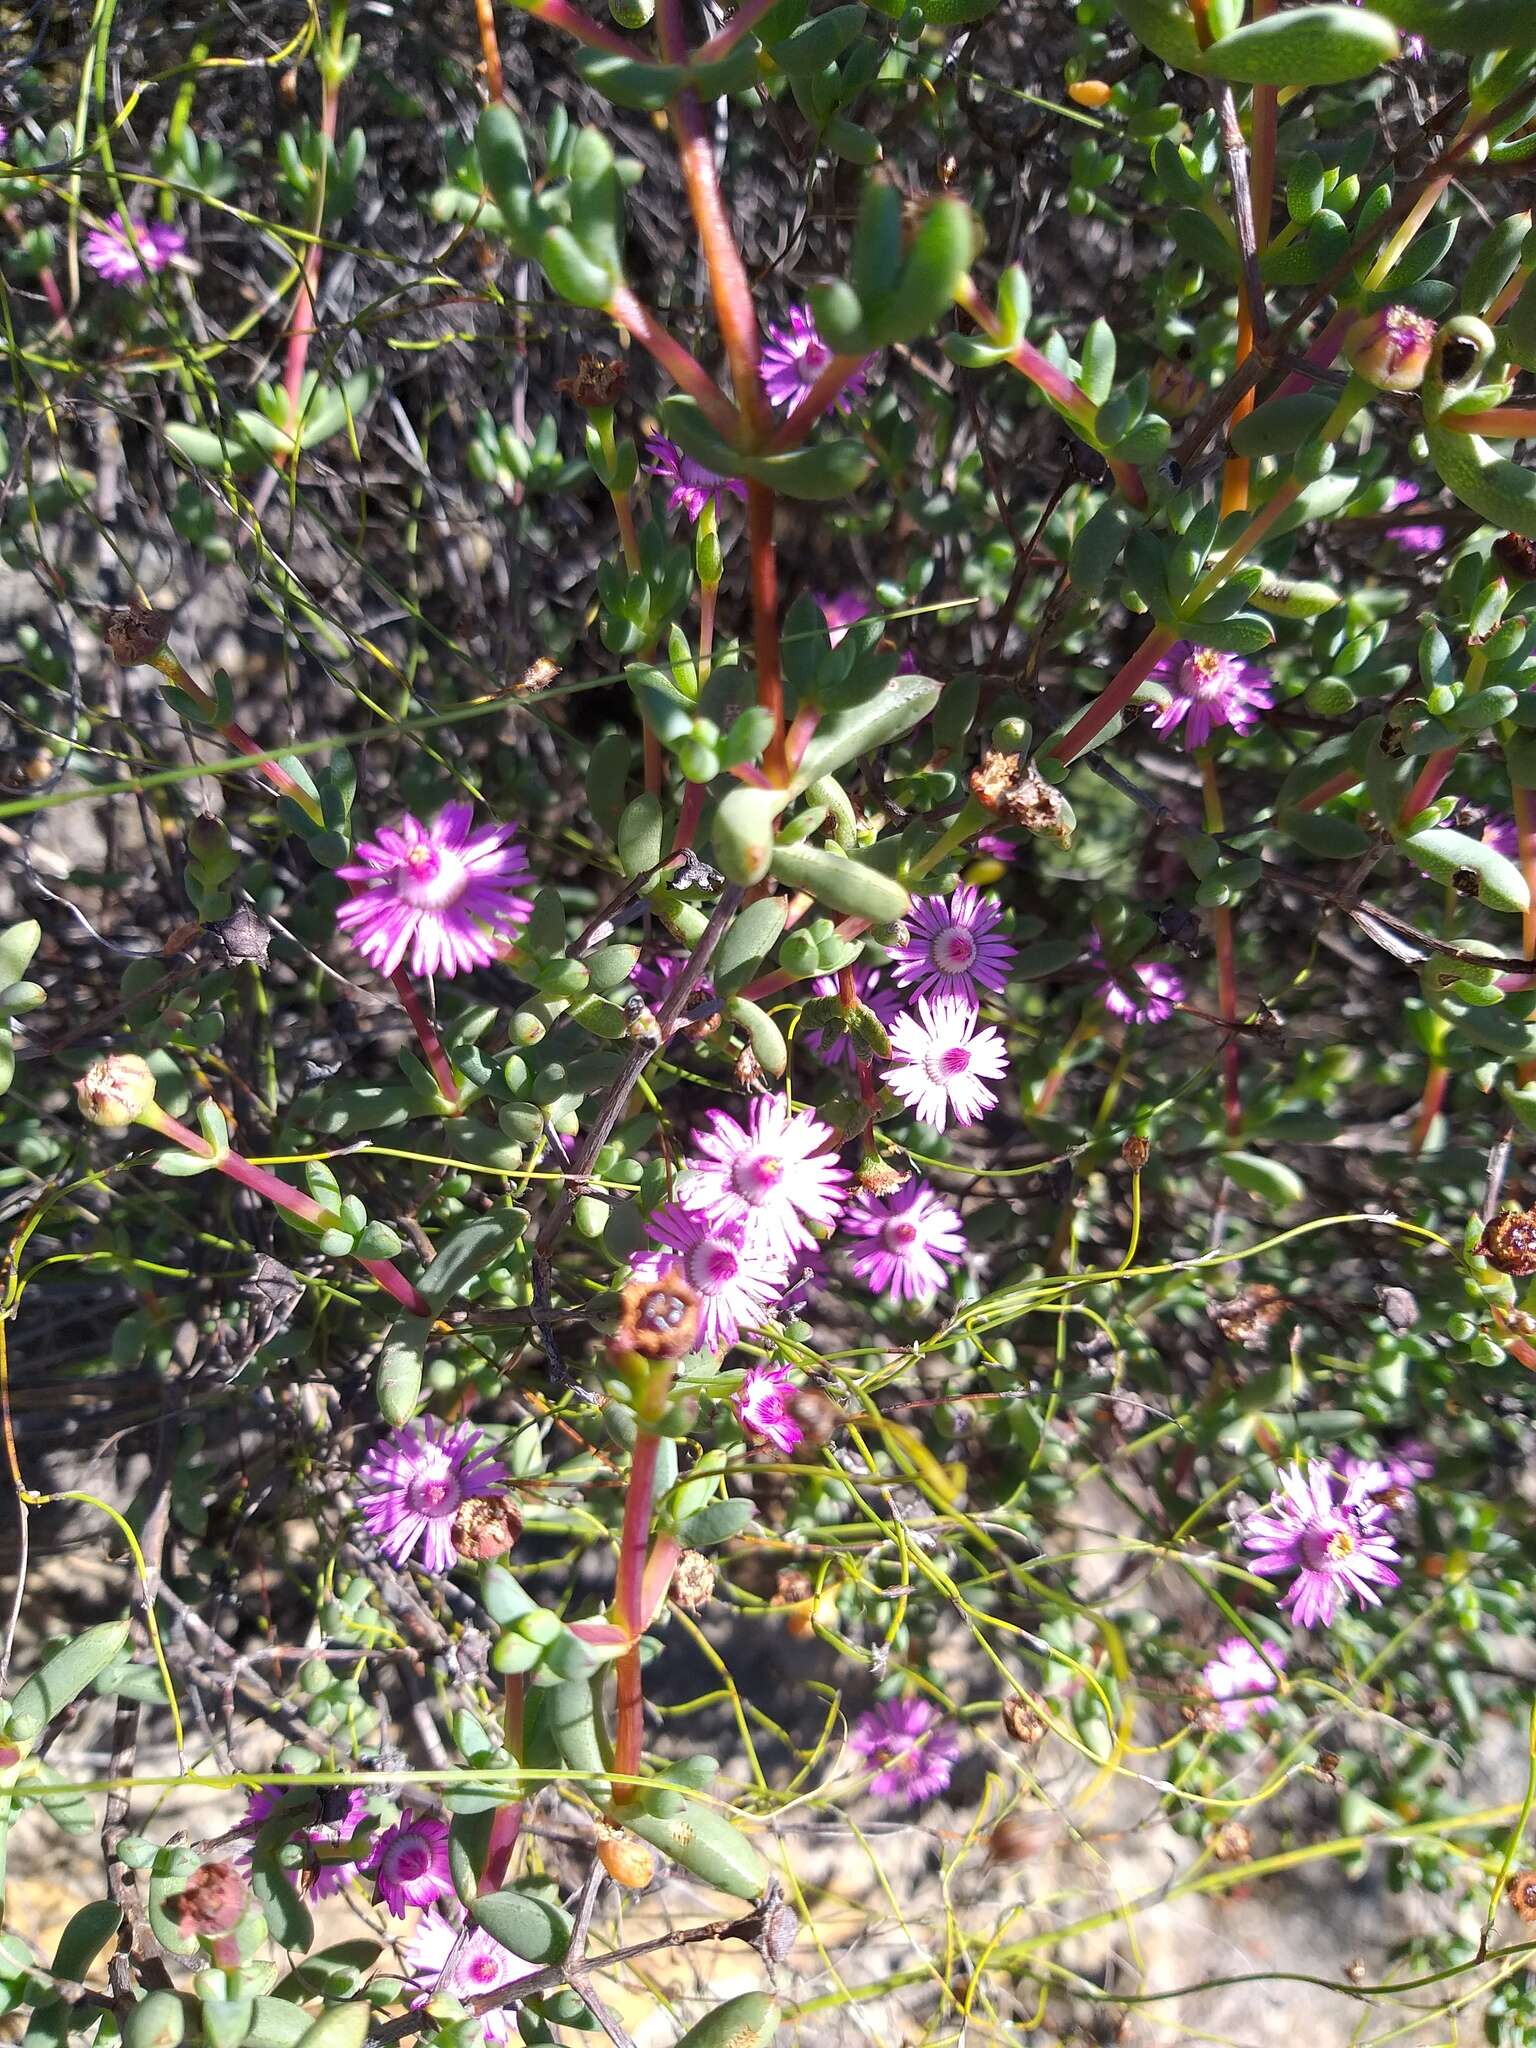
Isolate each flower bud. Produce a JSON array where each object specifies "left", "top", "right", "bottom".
[
  {"left": 1479, "top": 1207, "right": 1536, "bottom": 1277},
  {"left": 595, "top": 1825, "right": 656, "bottom": 1890},
  {"left": 670, "top": 1549, "right": 716, "bottom": 1613},
  {"left": 1342, "top": 306, "right": 1436, "bottom": 392},
  {"left": 1149, "top": 354, "right": 1207, "bottom": 421},
  {"left": 76, "top": 1053, "right": 157, "bottom": 1130}
]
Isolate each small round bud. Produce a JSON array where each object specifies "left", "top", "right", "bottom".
[
  {"left": 670, "top": 1549, "right": 715, "bottom": 1613},
  {"left": 596, "top": 1826, "right": 656, "bottom": 1890},
  {"left": 1479, "top": 1207, "right": 1536, "bottom": 1277},
  {"left": 103, "top": 604, "right": 172, "bottom": 667},
  {"left": 1148, "top": 355, "right": 1206, "bottom": 422},
  {"left": 1342, "top": 306, "right": 1436, "bottom": 393},
  {"left": 609, "top": 0, "right": 653, "bottom": 26},
  {"left": 76, "top": 1054, "right": 156, "bottom": 1129},
  {"left": 1067, "top": 78, "right": 1112, "bottom": 109}
]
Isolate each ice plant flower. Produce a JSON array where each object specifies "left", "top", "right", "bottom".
[
  {"left": 335, "top": 803, "right": 533, "bottom": 980},
  {"left": 633, "top": 951, "right": 716, "bottom": 1026},
  {"left": 1148, "top": 642, "right": 1274, "bottom": 750},
  {"left": 644, "top": 435, "right": 745, "bottom": 523},
  {"left": 405, "top": 1911, "right": 536, "bottom": 2045},
  {"left": 892, "top": 883, "right": 1015, "bottom": 1004},
  {"left": 848, "top": 1698, "right": 960, "bottom": 1804},
  {"left": 1330, "top": 1443, "right": 1430, "bottom": 1514},
  {"left": 1343, "top": 304, "right": 1436, "bottom": 392},
  {"left": 369, "top": 1815, "right": 453, "bottom": 1916},
  {"left": 884, "top": 994, "right": 1009, "bottom": 1131},
  {"left": 1383, "top": 479, "right": 1448, "bottom": 556},
  {"left": 1484, "top": 815, "right": 1518, "bottom": 863},
  {"left": 761, "top": 305, "right": 871, "bottom": 414},
  {"left": 242, "top": 1780, "right": 371, "bottom": 1900},
  {"left": 357, "top": 1418, "right": 512, "bottom": 1574},
  {"left": 1201, "top": 1637, "right": 1285, "bottom": 1731},
  {"left": 633, "top": 1204, "right": 788, "bottom": 1351},
  {"left": 1087, "top": 937, "right": 1186, "bottom": 1026},
  {"left": 804, "top": 966, "right": 903, "bottom": 1070},
  {"left": 1241, "top": 1463, "right": 1400, "bottom": 1630},
  {"left": 734, "top": 1362, "right": 803, "bottom": 1455},
  {"left": 85, "top": 213, "right": 184, "bottom": 283},
  {"left": 818, "top": 591, "right": 871, "bottom": 645},
  {"left": 680, "top": 1095, "right": 849, "bottom": 1256},
  {"left": 844, "top": 1181, "right": 966, "bottom": 1302}
]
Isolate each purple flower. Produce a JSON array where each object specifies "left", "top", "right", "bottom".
[
  {"left": 405, "top": 1911, "right": 536, "bottom": 2044},
  {"left": 242, "top": 1780, "right": 371, "bottom": 1899},
  {"left": 85, "top": 213, "right": 184, "bottom": 284},
  {"left": 892, "top": 883, "right": 1015, "bottom": 1005},
  {"left": 974, "top": 832, "right": 1020, "bottom": 865},
  {"left": 761, "top": 305, "right": 872, "bottom": 415},
  {"left": 884, "top": 994, "right": 1009, "bottom": 1131},
  {"left": 734, "top": 1362, "right": 802, "bottom": 1455},
  {"left": 633, "top": 951, "right": 716, "bottom": 1027},
  {"left": 644, "top": 435, "right": 745, "bottom": 524},
  {"left": 336, "top": 802, "right": 534, "bottom": 981},
  {"left": 1201, "top": 1636, "right": 1285, "bottom": 1731},
  {"left": 1241, "top": 1463, "right": 1400, "bottom": 1631},
  {"left": 369, "top": 1815, "right": 453, "bottom": 1916},
  {"left": 632, "top": 1204, "right": 788, "bottom": 1351},
  {"left": 818, "top": 591, "right": 871, "bottom": 645},
  {"left": 848, "top": 1698, "right": 960, "bottom": 1804},
  {"left": 1149, "top": 642, "right": 1274, "bottom": 751},
  {"left": 1086, "top": 936, "right": 1186, "bottom": 1026},
  {"left": 844, "top": 1181, "right": 965, "bottom": 1302},
  {"left": 1382, "top": 479, "right": 1448, "bottom": 556},
  {"left": 680, "top": 1095, "right": 849, "bottom": 1258},
  {"left": 1484, "top": 815, "right": 1519, "bottom": 862},
  {"left": 804, "top": 966, "right": 903, "bottom": 1071},
  {"left": 1328, "top": 1442, "right": 1431, "bottom": 1515},
  {"left": 357, "top": 1418, "right": 511, "bottom": 1574}
]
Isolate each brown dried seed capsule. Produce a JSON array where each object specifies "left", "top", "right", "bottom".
[
  {"left": 610, "top": 1270, "right": 701, "bottom": 1360},
  {"left": 669, "top": 1549, "right": 716, "bottom": 1613},
  {"left": 212, "top": 906, "right": 272, "bottom": 968},
  {"left": 1001, "top": 765, "right": 1068, "bottom": 841},
  {"left": 985, "top": 1814, "right": 1039, "bottom": 1865},
  {"left": 595, "top": 1826, "right": 656, "bottom": 1890},
  {"left": 103, "top": 603, "right": 171, "bottom": 667},
  {"left": 1121, "top": 1134, "right": 1150, "bottom": 1171},
  {"left": 1480, "top": 1208, "right": 1536, "bottom": 1277},
  {"left": 451, "top": 1496, "right": 523, "bottom": 1562},
  {"left": 756, "top": 1895, "right": 800, "bottom": 1965},
  {"left": 772, "top": 1568, "right": 813, "bottom": 1607},
  {"left": 1495, "top": 533, "right": 1536, "bottom": 584},
  {"left": 557, "top": 354, "right": 628, "bottom": 408},
  {"left": 1509, "top": 1871, "right": 1536, "bottom": 1923},
  {"left": 1209, "top": 1283, "right": 1286, "bottom": 1349},
  {"left": 1001, "top": 1694, "right": 1047, "bottom": 1745},
  {"left": 1209, "top": 1820, "right": 1251, "bottom": 1864},
  {"left": 856, "top": 1154, "right": 909, "bottom": 1197},
  {"left": 969, "top": 748, "right": 1023, "bottom": 812},
  {"left": 169, "top": 1860, "right": 248, "bottom": 1937}
]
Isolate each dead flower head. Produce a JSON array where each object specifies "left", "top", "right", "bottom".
[
  {"left": 451, "top": 1495, "right": 523, "bottom": 1562},
  {"left": 1209, "top": 1283, "right": 1286, "bottom": 1349},
  {"left": 610, "top": 1269, "right": 701, "bottom": 1360},
  {"left": 557, "top": 354, "right": 628, "bottom": 408},
  {"left": 1480, "top": 1208, "right": 1536, "bottom": 1278}
]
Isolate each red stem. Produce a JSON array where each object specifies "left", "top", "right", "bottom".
[
  {"left": 520, "top": 0, "right": 636, "bottom": 57},
  {"left": 474, "top": 0, "right": 505, "bottom": 100},
  {"left": 769, "top": 352, "right": 870, "bottom": 452},
  {"left": 748, "top": 484, "right": 787, "bottom": 784},
  {"left": 1045, "top": 624, "right": 1176, "bottom": 768},
  {"left": 281, "top": 78, "right": 341, "bottom": 442},
  {"left": 1410, "top": 1063, "right": 1448, "bottom": 1156},
  {"left": 667, "top": 87, "right": 767, "bottom": 436},
  {"left": 1399, "top": 745, "right": 1461, "bottom": 827},
  {"left": 607, "top": 284, "right": 738, "bottom": 438},
  {"left": 692, "top": 0, "right": 785, "bottom": 63},
  {"left": 1295, "top": 764, "right": 1361, "bottom": 815},
  {"left": 1274, "top": 307, "right": 1351, "bottom": 400},
  {"left": 610, "top": 1430, "right": 660, "bottom": 1802},
  {"left": 143, "top": 1105, "right": 431, "bottom": 1313}
]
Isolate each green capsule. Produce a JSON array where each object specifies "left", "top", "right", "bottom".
[{"left": 671, "top": 1994, "right": 783, "bottom": 2048}]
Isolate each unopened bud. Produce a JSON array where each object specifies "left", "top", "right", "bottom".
[
  {"left": 103, "top": 604, "right": 172, "bottom": 667},
  {"left": 1067, "top": 78, "right": 1112, "bottom": 109},
  {"left": 1480, "top": 1207, "right": 1536, "bottom": 1277},
  {"left": 595, "top": 1825, "right": 656, "bottom": 1890},
  {"left": 1342, "top": 306, "right": 1435, "bottom": 392},
  {"left": 168, "top": 1860, "right": 248, "bottom": 1938},
  {"left": 451, "top": 1496, "right": 523, "bottom": 1562},
  {"left": 1148, "top": 355, "right": 1206, "bottom": 421},
  {"left": 76, "top": 1053, "right": 157, "bottom": 1129},
  {"left": 670, "top": 1549, "right": 715, "bottom": 1613}
]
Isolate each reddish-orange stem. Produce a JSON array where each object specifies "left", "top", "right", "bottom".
[
  {"left": 1295, "top": 764, "right": 1360, "bottom": 815},
  {"left": 1399, "top": 745, "right": 1462, "bottom": 827},
  {"left": 1410, "top": 1063, "right": 1449, "bottom": 1156},
  {"left": 473, "top": 0, "right": 505, "bottom": 100},
  {"left": 607, "top": 283, "right": 737, "bottom": 437},
  {"left": 1046, "top": 624, "right": 1177, "bottom": 768},
  {"left": 610, "top": 1430, "right": 660, "bottom": 1802},
  {"left": 1444, "top": 407, "right": 1536, "bottom": 437},
  {"left": 748, "top": 483, "right": 787, "bottom": 785}
]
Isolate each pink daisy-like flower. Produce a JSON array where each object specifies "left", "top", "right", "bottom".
[
  {"left": 335, "top": 802, "right": 533, "bottom": 981},
  {"left": 843, "top": 1181, "right": 966, "bottom": 1303},
  {"left": 644, "top": 435, "right": 745, "bottom": 524},
  {"left": 85, "top": 213, "right": 185, "bottom": 284},
  {"left": 405, "top": 1910, "right": 537, "bottom": 2045},
  {"left": 848, "top": 1698, "right": 960, "bottom": 1805},
  {"left": 1149, "top": 642, "right": 1274, "bottom": 751},
  {"left": 633, "top": 1205, "right": 788, "bottom": 1352},
  {"left": 1241, "top": 1463, "right": 1401, "bottom": 1631},
  {"left": 1484, "top": 816, "right": 1518, "bottom": 862},
  {"left": 761, "top": 305, "right": 872, "bottom": 415},
  {"left": 1383, "top": 479, "right": 1447, "bottom": 556},
  {"left": 804, "top": 966, "right": 903, "bottom": 1071},
  {"left": 357, "top": 1418, "right": 511, "bottom": 1575},
  {"left": 369, "top": 1815, "right": 453, "bottom": 1916},
  {"left": 892, "top": 883, "right": 1015, "bottom": 1005},
  {"left": 680, "top": 1095, "right": 849, "bottom": 1257},
  {"left": 734, "top": 1362, "right": 802, "bottom": 1455},
  {"left": 884, "top": 994, "right": 1009, "bottom": 1131},
  {"left": 1329, "top": 1442, "right": 1431, "bottom": 1515},
  {"left": 1201, "top": 1636, "right": 1285, "bottom": 1732},
  {"left": 1086, "top": 936, "right": 1186, "bottom": 1026},
  {"left": 632, "top": 951, "right": 716, "bottom": 1026},
  {"left": 242, "top": 1779, "right": 371, "bottom": 1900}
]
